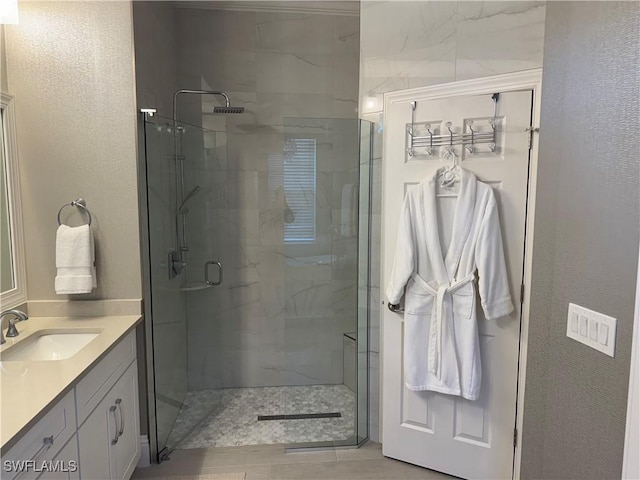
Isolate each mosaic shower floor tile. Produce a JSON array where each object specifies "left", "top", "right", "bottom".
[{"left": 168, "top": 385, "right": 355, "bottom": 449}]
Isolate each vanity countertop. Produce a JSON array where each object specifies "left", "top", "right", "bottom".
[{"left": 0, "top": 314, "right": 142, "bottom": 450}]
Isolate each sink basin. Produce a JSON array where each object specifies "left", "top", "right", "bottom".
[{"left": 1, "top": 330, "right": 101, "bottom": 362}]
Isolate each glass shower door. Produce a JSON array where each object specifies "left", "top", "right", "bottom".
[
  {"left": 142, "top": 112, "right": 373, "bottom": 455},
  {"left": 142, "top": 113, "right": 223, "bottom": 459}
]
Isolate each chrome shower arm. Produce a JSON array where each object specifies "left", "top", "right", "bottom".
[{"left": 172, "top": 89, "right": 231, "bottom": 124}]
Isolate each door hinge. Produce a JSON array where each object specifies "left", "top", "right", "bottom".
[
  {"left": 513, "top": 428, "right": 518, "bottom": 447},
  {"left": 520, "top": 284, "right": 525, "bottom": 304},
  {"left": 526, "top": 126, "right": 539, "bottom": 150}
]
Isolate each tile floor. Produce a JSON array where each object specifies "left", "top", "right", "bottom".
[
  {"left": 132, "top": 441, "right": 455, "bottom": 480},
  {"left": 168, "top": 385, "right": 356, "bottom": 449}
]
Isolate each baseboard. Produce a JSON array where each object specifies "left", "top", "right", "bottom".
[{"left": 137, "top": 435, "right": 151, "bottom": 468}]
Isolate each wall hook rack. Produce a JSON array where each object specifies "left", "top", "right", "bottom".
[{"left": 406, "top": 93, "right": 500, "bottom": 157}]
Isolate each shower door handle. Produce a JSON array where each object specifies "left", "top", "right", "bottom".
[{"left": 205, "top": 261, "right": 223, "bottom": 286}]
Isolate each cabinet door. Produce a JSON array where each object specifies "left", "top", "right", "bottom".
[
  {"left": 35, "top": 435, "right": 80, "bottom": 480},
  {"left": 109, "top": 361, "right": 140, "bottom": 480},
  {"left": 77, "top": 386, "right": 117, "bottom": 479},
  {"left": 78, "top": 361, "right": 140, "bottom": 480}
]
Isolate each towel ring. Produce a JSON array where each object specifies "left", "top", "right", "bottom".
[{"left": 57, "top": 198, "right": 92, "bottom": 226}]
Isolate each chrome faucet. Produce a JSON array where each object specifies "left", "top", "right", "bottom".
[{"left": 0, "top": 309, "right": 29, "bottom": 345}]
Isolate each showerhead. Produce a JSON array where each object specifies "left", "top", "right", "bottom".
[
  {"left": 213, "top": 106, "right": 245, "bottom": 114},
  {"left": 178, "top": 186, "right": 201, "bottom": 213},
  {"left": 173, "top": 89, "right": 245, "bottom": 122}
]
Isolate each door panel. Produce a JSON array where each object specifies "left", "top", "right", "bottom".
[{"left": 382, "top": 89, "right": 532, "bottom": 479}]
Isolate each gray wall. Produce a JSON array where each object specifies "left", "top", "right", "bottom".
[
  {"left": 4, "top": 1, "right": 141, "bottom": 301},
  {"left": 521, "top": 2, "right": 640, "bottom": 478}
]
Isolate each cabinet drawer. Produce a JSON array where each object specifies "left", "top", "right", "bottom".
[
  {"left": 34, "top": 434, "right": 80, "bottom": 480},
  {"left": 75, "top": 330, "right": 136, "bottom": 425},
  {"left": 1, "top": 391, "right": 76, "bottom": 480}
]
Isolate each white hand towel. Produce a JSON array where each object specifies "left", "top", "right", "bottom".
[{"left": 55, "top": 224, "right": 97, "bottom": 294}]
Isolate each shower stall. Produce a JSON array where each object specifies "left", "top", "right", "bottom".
[
  {"left": 134, "top": 2, "right": 368, "bottom": 462},
  {"left": 140, "top": 107, "right": 372, "bottom": 460}
]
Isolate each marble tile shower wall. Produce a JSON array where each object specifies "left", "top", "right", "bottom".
[
  {"left": 359, "top": 1, "right": 546, "bottom": 114},
  {"left": 359, "top": 1, "right": 546, "bottom": 442},
  {"left": 171, "top": 8, "right": 361, "bottom": 391}
]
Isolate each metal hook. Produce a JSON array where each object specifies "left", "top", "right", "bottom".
[
  {"left": 490, "top": 92, "right": 499, "bottom": 132},
  {"left": 466, "top": 120, "right": 475, "bottom": 153},
  {"left": 407, "top": 101, "right": 417, "bottom": 157},
  {"left": 425, "top": 124, "right": 433, "bottom": 155},
  {"left": 446, "top": 122, "right": 454, "bottom": 146}
]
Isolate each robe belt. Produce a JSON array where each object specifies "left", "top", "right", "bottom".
[{"left": 410, "top": 272, "right": 476, "bottom": 381}]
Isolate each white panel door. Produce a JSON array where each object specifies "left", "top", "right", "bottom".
[{"left": 382, "top": 89, "right": 533, "bottom": 480}]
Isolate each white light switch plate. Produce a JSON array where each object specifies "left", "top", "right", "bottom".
[{"left": 567, "top": 303, "right": 616, "bottom": 357}]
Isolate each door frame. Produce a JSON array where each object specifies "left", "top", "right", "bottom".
[
  {"left": 622, "top": 245, "right": 640, "bottom": 479},
  {"left": 380, "top": 69, "right": 543, "bottom": 479}
]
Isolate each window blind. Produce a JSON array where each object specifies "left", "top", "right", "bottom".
[{"left": 283, "top": 138, "right": 316, "bottom": 243}]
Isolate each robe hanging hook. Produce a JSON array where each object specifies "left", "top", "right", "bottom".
[
  {"left": 446, "top": 122, "right": 454, "bottom": 146},
  {"left": 466, "top": 120, "right": 475, "bottom": 154},
  {"left": 425, "top": 124, "right": 433, "bottom": 155}
]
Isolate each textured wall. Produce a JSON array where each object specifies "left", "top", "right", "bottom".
[
  {"left": 5, "top": 1, "right": 141, "bottom": 301},
  {"left": 133, "top": 1, "right": 180, "bottom": 119},
  {"left": 521, "top": 2, "right": 640, "bottom": 478}
]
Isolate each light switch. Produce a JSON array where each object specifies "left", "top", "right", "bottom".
[
  {"left": 598, "top": 324, "right": 609, "bottom": 345},
  {"left": 579, "top": 316, "right": 588, "bottom": 336},
  {"left": 589, "top": 319, "right": 598, "bottom": 341},
  {"left": 566, "top": 303, "right": 616, "bottom": 357},
  {"left": 570, "top": 313, "right": 579, "bottom": 333}
]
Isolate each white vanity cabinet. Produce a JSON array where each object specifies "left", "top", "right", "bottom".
[
  {"left": 1, "top": 329, "right": 140, "bottom": 480},
  {"left": 34, "top": 435, "right": 80, "bottom": 480},
  {"left": 76, "top": 329, "right": 140, "bottom": 480},
  {"left": 1, "top": 391, "right": 78, "bottom": 480},
  {"left": 78, "top": 361, "right": 140, "bottom": 480}
]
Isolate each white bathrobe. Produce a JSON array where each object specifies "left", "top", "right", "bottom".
[{"left": 386, "top": 167, "right": 513, "bottom": 401}]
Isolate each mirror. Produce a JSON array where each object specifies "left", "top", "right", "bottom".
[{"left": 0, "top": 91, "right": 26, "bottom": 307}]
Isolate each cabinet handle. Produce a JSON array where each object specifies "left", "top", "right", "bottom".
[
  {"left": 34, "top": 435, "right": 54, "bottom": 460},
  {"left": 110, "top": 405, "right": 119, "bottom": 445},
  {"left": 15, "top": 436, "right": 55, "bottom": 480},
  {"left": 115, "top": 398, "right": 125, "bottom": 436}
]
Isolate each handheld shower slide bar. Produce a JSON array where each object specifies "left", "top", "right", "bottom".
[{"left": 170, "top": 89, "right": 245, "bottom": 278}]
